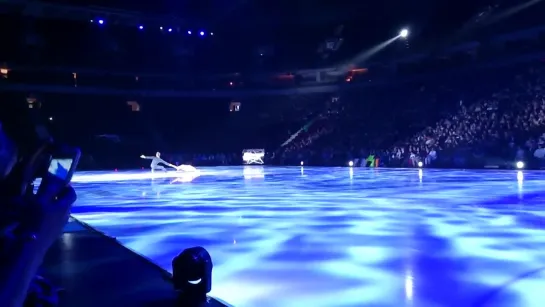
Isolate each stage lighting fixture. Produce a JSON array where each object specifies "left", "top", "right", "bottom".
[
  {"left": 188, "top": 30, "right": 192, "bottom": 35},
  {"left": 348, "top": 161, "right": 354, "bottom": 167},
  {"left": 417, "top": 161, "right": 423, "bottom": 168},
  {"left": 172, "top": 246, "right": 212, "bottom": 299},
  {"left": 200, "top": 31, "right": 205, "bottom": 36},
  {"left": 516, "top": 161, "right": 524, "bottom": 169},
  {"left": 168, "top": 28, "right": 173, "bottom": 32},
  {"left": 138, "top": 25, "right": 144, "bottom": 30},
  {"left": 210, "top": 32, "right": 214, "bottom": 36},
  {"left": 400, "top": 28, "right": 408, "bottom": 38},
  {"left": 98, "top": 19, "right": 104, "bottom": 25},
  {"left": 160, "top": 26, "right": 163, "bottom": 30},
  {"left": 300, "top": 161, "right": 304, "bottom": 166}
]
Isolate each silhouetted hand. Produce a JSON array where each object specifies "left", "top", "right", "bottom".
[{"left": 25, "top": 174, "right": 77, "bottom": 254}]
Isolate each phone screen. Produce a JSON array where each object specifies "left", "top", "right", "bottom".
[{"left": 48, "top": 158, "right": 74, "bottom": 180}]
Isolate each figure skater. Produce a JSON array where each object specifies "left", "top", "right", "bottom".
[
  {"left": 174, "top": 164, "right": 198, "bottom": 172},
  {"left": 140, "top": 152, "right": 176, "bottom": 172}
]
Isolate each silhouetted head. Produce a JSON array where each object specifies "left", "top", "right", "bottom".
[{"left": 156, "top": 152, "right": 161, "bottom": 158}]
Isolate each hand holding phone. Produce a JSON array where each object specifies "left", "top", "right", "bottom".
[
  {"left": 46, "top": 146, "right": 81, "bottom": 185},
  {"left": 37, "top": 146, "right": 80, "bottom": 197}
]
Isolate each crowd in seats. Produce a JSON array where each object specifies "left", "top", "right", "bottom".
[
  {"left": 278, "top": 96, "right": 343, "bottom": 156},
  {"left": 278, "top": 61, "right": 545, "bottom": 169},
  {"left": 5, "top": 61, "right": 545, "bottom": 170},
  {"left": 389, "top": 62, "right": 545, "bottom": 168}
]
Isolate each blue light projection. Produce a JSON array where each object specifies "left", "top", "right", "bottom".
[{"left": 70, "top": 167, "right": 545, "bottom": 307}]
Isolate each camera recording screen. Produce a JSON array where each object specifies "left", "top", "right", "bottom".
[{"left": 48, "top": 158, "right": 73, "bottom": 180}]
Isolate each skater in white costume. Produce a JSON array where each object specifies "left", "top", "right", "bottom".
[{"left": 175, "top": 164, "right": 198, "bottom": 172}]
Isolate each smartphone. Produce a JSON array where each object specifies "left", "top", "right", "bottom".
[{"left": 46, "top": 146, "right": 81, "bottom": 185}]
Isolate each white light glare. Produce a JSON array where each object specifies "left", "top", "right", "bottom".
[
  {"left": 417, "top": 161, "right": 423, "bottom": 168},
  {"left": 348, "top": 161, "right": 354, "bottom": 167},
  {"left": 400, "top": 28, "right": 408, "bottom": 38},
  {"left": 516, "top": 161, "right": 524, "bottom": 169},
  {"left": 300, "top": 161, "right": 304, "bottom": 166}
]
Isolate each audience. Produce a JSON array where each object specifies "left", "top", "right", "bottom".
[
  {"left": 280, "top": 62, "right": 545, "bottom": 168},
  {"left": 0, "top": 122, "right": 78, "bottom": 307}
]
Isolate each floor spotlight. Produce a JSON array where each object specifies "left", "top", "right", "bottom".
[
  {"left": 300, "top": 161, "right": 304, "bottom": 166},
  {"left": 516, "top": 161, "right": 524, "bottom": 169},
  {"left": 173, "top": 246, "right": 212, "bottom": 301},
  {"left": 348, "top": 161, "right": 354, "bottom": 167},
  {"left": 400, "top": 28, "right": 409, "bottom": 38},
  {"left": 417, "top": 161, "right": 423, "bottom": 168}
]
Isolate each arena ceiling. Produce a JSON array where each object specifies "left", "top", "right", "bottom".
[
  {"left": 2, "top": 0, "right": 543, "bottom": 71},
  {"left": 35, "top": 0, "right": 508, "bottom": 31},
  {"left": 33, "top": 0, "right": 543, "bottom": 44}
]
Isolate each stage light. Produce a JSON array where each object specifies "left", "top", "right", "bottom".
[
  {"left": 168, "top": 28, "right": 173, "bottom": 32},
  {"left": 210, "top": 32, "right": 214, "bottom": 36},
  {"left": 300, "top": 161, "right": 304, "bottom": 166},
  {"left": 417, "top": 161, "right": 423, "bottom": 168},
  {"left": 138, "top": 25, "right": 144, "bottom": 30},
  {"left": 188, "top": 30, "right": 192, "bottom": 35},
  {"left": 516, "top": 161, "right": 524, "bottom": 169},
  {"left": 173, "top": 246, "right": 212, "bottom": 300},
  {"left": 160, "top": 26, "right": 163, "bottom": 30},
  {"left": 48, "top": 117, "right": 53, "bottom": 121},
  {"left": 200, "top": 31, "right": 205, "bottom": 36},
  {"left": 348, "top": 161, "right": 354, "bottom": 167},
  {"left": 400, "top": 28, "right": 408, "bottom": 38},
  {"left": 98, "top": 19, "right": 104, "bottom": 25}
]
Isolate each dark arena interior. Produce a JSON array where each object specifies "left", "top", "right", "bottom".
[{"left": 2, "top": 0, "right": 545, "bottom": 306}]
